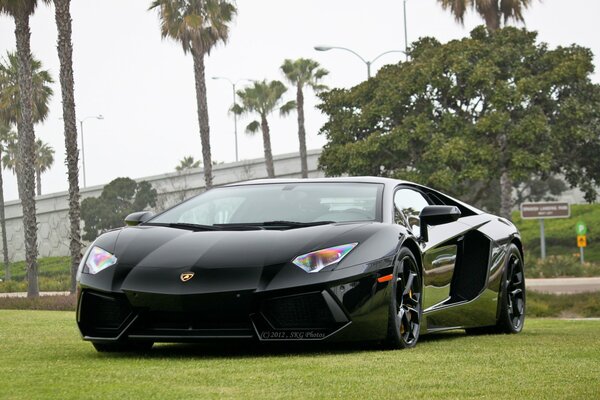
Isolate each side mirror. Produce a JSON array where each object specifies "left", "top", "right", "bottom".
[
  {"left": 419, "top": 205, "right": 461, "bottom": 242},
  {"left": 124, "top": 211, "right": 154, "bottom": 227}
]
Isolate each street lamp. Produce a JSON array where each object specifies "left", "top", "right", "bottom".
[
  {"left": 314, "top": 46, "right": 405, "bottom": 79},
  {"left": 79, "top": 115, "right": 103, "bottom": 188},
  {"left": 212, "top": 77, "right": 254, "bottom": 162},
  {"left": 404, "top": 0, "right": 409, "bottom": 60}
]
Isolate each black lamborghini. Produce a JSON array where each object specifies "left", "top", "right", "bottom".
[{"left": 76, "top": 177, "right": 526, "bottom": 352}]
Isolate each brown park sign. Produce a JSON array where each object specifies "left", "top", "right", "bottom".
[{"left": 520, "top": 202, "right": 570, "bottom": 219}]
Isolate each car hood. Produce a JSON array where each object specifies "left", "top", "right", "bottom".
[
  {"left": 87, "top": 222, "right": 401, "bottom": 295},
  {"left": 108, "top": 223, "right": 371, "bottom": 268}
]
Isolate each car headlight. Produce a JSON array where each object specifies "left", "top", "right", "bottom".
[
  {"left": 84, "top": 246, "right": 118, "bottom": 275},
  {"left": 292, "top": 243, "right": 358, "bottom": 273}
]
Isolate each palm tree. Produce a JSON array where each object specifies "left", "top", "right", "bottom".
[
  {"left": 281, "top": 58, "right": 328, "bottom": 178},
  {"left": 0, "top": 0, "right": 49, "bottom": 297},
  {"left": 175, "top": 155, "right": 200, "bottom": 172},
  {"left": 34, "top": 139, "right": 54, "bottom": 196},
  {"left": 0, "top": 51, "right": 53, "bottom": 197},
  {"left": 0, "top": 51, "right": 53, "bottom": 125},
  {"left": 0, "top": 122, "right": 15, "bottom": 280},
  {"left": 437, "top": 0, "right": 535, "bottom": 31},
  {"left": 235, "top": 80, "right": 295, "bottom": 178},
  {"left": 53, "top": 0, "right": 82, "bottom": 294},
  {"left": 149, "top": 0, "right": 237, "bottom": 190}
]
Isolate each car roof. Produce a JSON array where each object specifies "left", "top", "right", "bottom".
[{"left": 226, "top": 176, "right": 407, "bottom": 187}]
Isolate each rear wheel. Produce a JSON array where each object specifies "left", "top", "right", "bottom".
[
  {"left": 386, "top": 248, "right": 422, "bottom": 349},
  {"left": 496, "top": 244, "right": 526, "bottom": 333},
  {"left": 92, "top": 341, "right": 154, "bottom": 353},
  {"left": 465, "top": 244, "right": 525, "bottom": 335}
]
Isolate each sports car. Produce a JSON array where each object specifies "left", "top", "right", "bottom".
[{"left": 76, "top": 177, "right": 526, "bottom": 352}]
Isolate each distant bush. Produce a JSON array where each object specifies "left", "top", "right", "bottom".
[
  {"left": 526, "top": 255, "right": 600, "bottom": 278},
  {"left": 0, "top": 294, "right": 76, "bottom": 311},
  {"left": 0, "top": 257, "right": 71, "bottom": 293},
  {"left": 527, "top": 292, "right": 600, "bottom": 318}
]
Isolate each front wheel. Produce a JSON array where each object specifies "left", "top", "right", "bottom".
[{"left": 386, "top": 248, "right": 422, "bottom": 349}]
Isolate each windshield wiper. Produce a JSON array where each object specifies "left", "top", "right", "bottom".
[
  {"left": 260, "top": 220, "right": 335, "bottom": 227},
  {"left": 144, "top": 222, "right": 223, "bottom": 231},
  {"left": 146, "top": 222, "right": 263, "bottom": 231}
]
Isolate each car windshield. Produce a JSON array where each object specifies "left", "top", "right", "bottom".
[{"left": 149, "top": 182, "right": 383, "bottom": 226}]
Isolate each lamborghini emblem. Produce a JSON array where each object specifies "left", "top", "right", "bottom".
[{"left": 180, "top": 272, "right": 195, "bottom": 282}]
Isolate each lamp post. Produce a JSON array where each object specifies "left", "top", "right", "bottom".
[
  {"left": 212, "top": 77, "right": 254, "bottom": 162},
  {"left": 314, "top": 46, "right": 405, "bottom": 79},
  {"left": 79, "top": 115, "right": 103, "bottom": 188},
  {"left": 404, "top": 0, "right": 409, "bottom": 60}
]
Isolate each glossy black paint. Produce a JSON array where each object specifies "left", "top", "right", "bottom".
[{"left": 76, "top": 177, "right": 523, "bottom": 346}]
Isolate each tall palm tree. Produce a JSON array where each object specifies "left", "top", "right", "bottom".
[
  {"left": 280, "top": 58, "right": 328, "bottom": 178},
  {"left": 0, "top": 51, "right": 53, "bottom": 197},
  {"left": 149, "top": 0, "right": 237, "bottom": 190},
  {"left": 0, "top": 122, "right": 15, "bottom": 280},
  {"left": 235, "top": 80, "right": 295, "bottom": 178},
  {"left": 0, "top": 0, "right": 49, "bottom": 297},
  {"left": 175, "top": 155, "right": 200, "bottom": 172},
  {"left": 34, "top": 139, "right": 54, "bottom": 196},
  {"left": 53, "top": 0, "right": 82, "bottom": 294},
  {"left": 437, "top": 0, "right": 535, "bottom": 31},
  {"left": 0, "top": 51, "right": 53, "bottom": 125}
]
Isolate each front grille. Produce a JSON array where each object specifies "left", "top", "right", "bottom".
[
  {"left": 136, "top": 310, "right": 250, "bottom": 331},
  {"left": 79, "top": 291, "right": 132, "bottom": 336},
  {"left": 261, "top": 292, "right": 336, "bottom": 329}
]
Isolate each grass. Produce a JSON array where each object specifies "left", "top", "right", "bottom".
[{"left": 0, "top": 311, "right": 598, "bottom": 399}]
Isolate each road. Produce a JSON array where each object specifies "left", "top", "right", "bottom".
[
  {"left": 526, "top": 277, "right": 600, "bottom": 294},
  {"left": 0, "top": 291, "right": 70, "bottom": 298}
]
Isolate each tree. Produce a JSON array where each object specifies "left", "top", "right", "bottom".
[
  {"left": 1, "top": 52, "right": 54, "bottom": 197},
  {"left": 34, "top": 139, "right": 54, "bottom": 196},
  {"left": 0, "top": 51, "right": 53, "bottom": 125},
  {"left": 0, "top": 0, "right": 50, "bottom": 297},
  {"left": 149, "top": 0, "right": 237, "bottom": 190},
  {"left": 175, "top": 155, "right": 200, "bottom": 172},
  {"left": 437, "top": 0, "right": 537, "bottom": 31},
  {"left": 53, "top": 0, "right": 82, "bottom": 294},
  {"left": 318, "top": 27, "right": 600, "bottom": 219},
  {"left": 280, "top": 58, "right": 328, "bottom": 178},
  {"left": 0, "top": 123, "right": 15, "bottom": 280},
  {"left": 235, "top": 80, "right": 295, "bottom": 178},
  {"left": 81, "top": 177, "right": 158, "bottom": 241}
]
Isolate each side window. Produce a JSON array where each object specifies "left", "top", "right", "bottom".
[{"left": 394, "top": 188, "right": 431, "bottom": 236}]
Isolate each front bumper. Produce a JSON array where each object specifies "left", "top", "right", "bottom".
[{"left": 76, "top": 264, "right": 393, "bottom": 343}]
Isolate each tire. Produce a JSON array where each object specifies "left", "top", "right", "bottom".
[
  {"left": 495, "top": 244, "right": 526, "bottom": 333},
  {"left": 92, "top": 341, "right": 154, "bottom": 353},
  {"left": 386, "top": 247, "right": 422, "bottom": 349},
  {"left": 465, "top": 243, "right": 525, "bottom": 335}
]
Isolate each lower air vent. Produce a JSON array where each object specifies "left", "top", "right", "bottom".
[{"left": 261, "top": 292, "right": 336, "bottom": 329}]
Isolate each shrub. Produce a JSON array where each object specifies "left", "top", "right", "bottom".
[{"left": 526, "top": 255, "right": 600, "bottom": 278}]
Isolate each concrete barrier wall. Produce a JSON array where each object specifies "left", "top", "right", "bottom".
[{"left": 2, "top": 150, "right": 324, "bottom": 262}]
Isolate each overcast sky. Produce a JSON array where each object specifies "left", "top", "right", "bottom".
[{"left": 0, "top": 0, "right": 598, "bottom": 201}]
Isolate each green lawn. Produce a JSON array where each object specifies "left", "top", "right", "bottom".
[{"left": 0, "top": 311, "right": 598, "bottom": 399}]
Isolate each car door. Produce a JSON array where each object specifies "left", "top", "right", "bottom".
[{"left": 394, "top": 187, "right": 472, "bottom": 312}]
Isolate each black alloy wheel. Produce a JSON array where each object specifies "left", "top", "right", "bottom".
[
  {"left": 497, "top": 244, "right": 526, "bottom": 333},
  {"left": 386, "top": 248, "right": 422, "bottom": 349}
]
